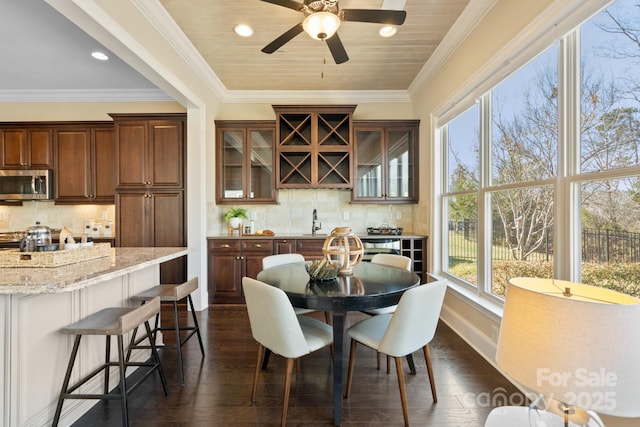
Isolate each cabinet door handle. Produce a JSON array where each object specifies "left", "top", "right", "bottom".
[
  {"left": 220, "top": 244, "right": 230, "bottom": 248},
  {"left": 254, "top": 244, "right": 262, "bottom": 248}
]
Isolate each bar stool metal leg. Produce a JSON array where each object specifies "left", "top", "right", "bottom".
[
  {"left": 53, "top": 335, "right": 82, "bottom": 426},
  {"left": 187, "top": 294, "right": 205, "bottom": 356},
  {"left": 129, "top": 278, "right": 205, "bottom": 386},
  {"left": 52, "top": 297, "right": 167, "bottom": 427}
]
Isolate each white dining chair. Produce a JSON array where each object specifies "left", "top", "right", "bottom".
[
  {"left": 363, "top": 253, "right": 412, "bottom": 315},
  {"left": 242, "top": 277, "right": 333, "bottom": 427},
  {"left": 361, "top": 253, "right": 413, "bottom": 372},
  {"left": 344, "top": 278, "right": 448, "bottom": 427},
  {"left": 262, "top": 253, "right": 315, "bottom": 316}
]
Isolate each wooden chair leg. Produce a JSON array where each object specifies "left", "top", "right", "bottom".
[
  {"left": 281, "top": 358, "right": 294, "bottom": 427},
  {"left": 423, "top": 345, "right": 438, "bottom": 403},
  {"left": 376, "top": 351, "right": 381, "bottom": 370},
  {"left": 394, "top": 356, "right": 410, "bottom": 427},
  {"left": 251, "top": 345, "right": 264, "bottom": 401},
  {"left": 386, "top": 355, "right": 391, "bottom": 374},
  {"left": 344, "top": 339, "right": 357, "bottom": 399}
]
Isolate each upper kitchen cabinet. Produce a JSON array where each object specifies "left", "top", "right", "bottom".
[
  {"left": 215, "top": 120, "right": 277, "bottom": 204},
  {"left": 0, "top": 125, "right": 53, "bottom": 169},
  {"left": 111, "top": 114, "right": 186, "bottom": 189},
  {"left": 352, "top": 120, "right": 419, "bottom": 203},
  {"left": 273, "top": 105, "right": 355, "bottom": 189},
  {"left": 54, "top": 124, "right": 116, "bottom": 204}
]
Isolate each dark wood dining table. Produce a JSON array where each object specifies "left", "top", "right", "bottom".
[{"left": 256, "top": 261, "right": 421, "bottom": 426}]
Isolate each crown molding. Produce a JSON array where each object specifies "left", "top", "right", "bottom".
[
  {"left": 131, "top": 0, "right": 228, "bottom": 102},
  {"left": 407, "top": 0, "right": 498, "bottom": 100},
  {"left": 222, "top": 90, "right": 412, "bottom": 104},
  {"left": 134, "top": 1, "right": 412, "bottom": 105},
  {"left": 0, "top": 88, "right": 171, "bottom": 103}
]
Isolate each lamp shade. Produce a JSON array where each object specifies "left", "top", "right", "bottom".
[
  {"left": 496, "top": 277, "right": 640, "bottom": 417},
  {"left": 303, "top": 12, "right": 340, "bottom": 40}
]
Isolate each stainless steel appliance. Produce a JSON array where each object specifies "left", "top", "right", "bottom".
[
  {"left": 361, "top": 237, "right": 401, "bottom": 262},
  {"left": 0, "top": 169, "right": 53, "bottom": 200},
  {"left": 19, "top": 224, "right": 52, "bottom": 252}
]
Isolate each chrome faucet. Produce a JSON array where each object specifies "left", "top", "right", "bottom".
[{"left": 312, "top": 209, "right": 322, "bottom": 236}]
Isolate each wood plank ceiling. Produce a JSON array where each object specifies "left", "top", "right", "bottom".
[{"left": 159, "top": 0, "right": 470, "bottom": 91}]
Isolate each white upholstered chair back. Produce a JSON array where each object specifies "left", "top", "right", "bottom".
[
  {"left": 262, "top": 253, "right": 305, "bottom": 270},
  {"left": 242, "top": 277, "right": 311, "bottom": 359},
  {"left": 378, "top": 279, "right": 447, "bottom": 357},
  {"left": 370, "top": 253, "right": 412, "bottom": 271}
]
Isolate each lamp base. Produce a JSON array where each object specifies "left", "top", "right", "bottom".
[{"left": 485, "top": 406, "right": 603, "bottom": 427}]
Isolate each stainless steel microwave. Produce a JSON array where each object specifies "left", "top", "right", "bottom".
[{"left": 0, "top": 169, "right": 53, "bottom": 200}]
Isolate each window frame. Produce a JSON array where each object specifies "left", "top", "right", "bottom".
[{"left": 432, "top": 0, "right": 622, "bottom": 306}]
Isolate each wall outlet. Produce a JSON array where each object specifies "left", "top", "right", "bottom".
[
  {"left": 250, "top": 211, "right": 257, "bottom": 221},
  {"left": 396, "top": 211, "right": 402, "bottom": 220},
  {"left": 343, "top": 211, "right": 350, "bottom": 220}
]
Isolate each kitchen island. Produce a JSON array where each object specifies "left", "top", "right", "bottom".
[{"left": 0, "top": 247, "right": 188, "bottom": 427}]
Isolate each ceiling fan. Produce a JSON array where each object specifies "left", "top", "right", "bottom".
[{"left": 260, "top": 0, "right": 407, "bottom": 64}]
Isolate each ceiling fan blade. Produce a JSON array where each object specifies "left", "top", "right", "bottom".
[
  {"left": 342, "top": 9, "right": 407, "bottom": 25},
  {"left": 260, "top": 0, "right": 303, "bottom": 12},
  {"left": 262, "top": 23, "right": 304, "bottom": 54},
  {"left": 326, "top": 33, "right": 349, "bottom": 64}
]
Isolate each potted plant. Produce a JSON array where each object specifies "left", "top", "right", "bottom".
[{"left": 225, "top": 207, "right": 248, "bottom": 230}]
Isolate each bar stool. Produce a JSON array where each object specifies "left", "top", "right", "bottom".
[
  {"left": 129, "top": 277, "right": 205, "bottom": 385},
  {"left": 52, "top": 296, "right": 168, "bottom": 427}
]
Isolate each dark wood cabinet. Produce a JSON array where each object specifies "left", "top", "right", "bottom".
[
  {"left": 112, "top": 114, "right": 185, "bottom": 189},
  {"left": 401, "top": 236, "right": 428, "bottom": 282},
  {"left": 0, "top": 125, "right": 53, "bottom": 169},
  {"left": 112, "top": 114, "right": 187, "bottom": 284},
  {"left": 54, "top": 124, "right": 115, "bottom": 204},
  {"left": 207, "top": 238, "right": 273, "bottom": 304},
  {"left": 274, "top": 238, "right": 296, "bottom": 254},
  {"left": 353, "top": 120, "right": 419, "bottom": 203},
  {"left": 215, "top": 120, "right": 277, "bottom": 204},
  {"left": 273, "top": 105, "right": 355, "bottom": 189},
  {"left": 117, "top": 190, "right": 185, "bottom": 283},
  {"left": 295, "top": 238, "right": 325, "bottom": 261}
]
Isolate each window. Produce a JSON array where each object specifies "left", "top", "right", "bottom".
[
  {"left": 438, "top": 0, "right": 640, "bottom": 299},
  {"left": 444, "top": 104, "right": 479, "bottom": 286}
]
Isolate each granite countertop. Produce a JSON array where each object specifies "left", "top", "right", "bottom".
[{"left": 0, "top": 247, "right": 188, "bottom": 295}]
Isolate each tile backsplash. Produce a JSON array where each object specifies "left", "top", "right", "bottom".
[
  {"left": 208, "top": 189, "right": 414, "bottom": 236},
  {"left": 0, "top": 190, "right": 413, "bottom": 238},
  {"left": 0, "top": 201, "right": 115, "bottom": 235}
]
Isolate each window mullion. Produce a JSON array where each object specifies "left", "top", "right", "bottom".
[{"left": 478, "top": 93, "right": 492, "bottom": 296}]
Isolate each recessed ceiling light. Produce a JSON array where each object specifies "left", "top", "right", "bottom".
[
  {"left": 234, "top": 24, "right": 254, "bottom": 37},
  {"left": 379, "top": 26, "right": 398, "bottom": 37},
  {"left": 91, "top": 51, "right": 109, "bottom": 61}
]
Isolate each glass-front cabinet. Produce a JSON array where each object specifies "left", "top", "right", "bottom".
[
  {"left": 353, "top": 120, "right": 419, "bottom": 203},
  {"left": 215, "top": 120, "right": 277, "bottom": 204}
]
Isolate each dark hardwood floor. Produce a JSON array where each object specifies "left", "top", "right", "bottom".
[{"left": 73, "top": 305, "right": 518, "bottom": 426}]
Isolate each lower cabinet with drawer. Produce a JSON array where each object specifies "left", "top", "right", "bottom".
[
  {"left": 208, "top": 239, "right": 274, "bottom": 304},
  {"left": 275, "top": 238, "right": 325, "bottom": 261},
  {"left": 294, "top": 239, "right": 325, "bottom": 261}
]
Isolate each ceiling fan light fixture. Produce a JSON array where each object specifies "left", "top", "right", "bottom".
[
  {"left": 379, "top": 25, "right": 397, "bottom": 37},
  {"left": 303, "top": 12, "right": 340, "bottom": 40},
  {"left": 234, "top": 24, "right": 254, "bottom": 37}
]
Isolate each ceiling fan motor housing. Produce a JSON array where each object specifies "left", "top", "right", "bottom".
[{"left": 305, "top": 0, "right": 339, "bottom": 14}]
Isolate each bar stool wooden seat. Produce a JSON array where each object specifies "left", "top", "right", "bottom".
[
  {"left": 129, "top": 277, "right": 205, "bottom": 385},
  {"left": 52, "top": 296, "right": 168, "bottom": 427}
]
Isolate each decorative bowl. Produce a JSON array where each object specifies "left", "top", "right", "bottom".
[{"left": 305, "top": 259, "right": 340, "bottom": 281}]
